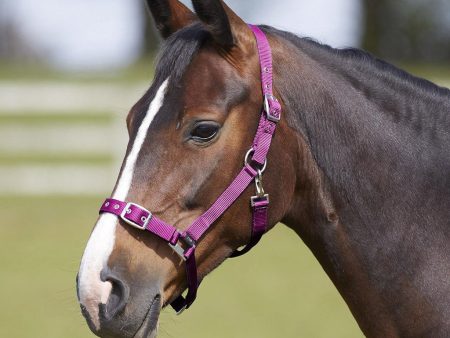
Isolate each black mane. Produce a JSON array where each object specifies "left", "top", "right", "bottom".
[
  {"left": 154, "top": 23, "right": 450, "bottom": 99},
  {"left": 261, "top": 25, "right": 450, "bottom": 98},
  {"left": 136, "top": 23, "right": 207, "bottom": 121}
]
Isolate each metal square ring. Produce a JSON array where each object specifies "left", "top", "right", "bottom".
[
  {"left": 168, "top": 233, "right": 196, "bottom": 261},
  {"left": 169, "top": 243, "right": 187, "bottom": 261}
]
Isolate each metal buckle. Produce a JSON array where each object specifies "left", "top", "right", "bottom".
[
  {"left": 264, "top": 94, "right": 281, "bottom": 123},
  {"left": 169, "top": 233, "right": 196, "bottom": 261},
  {"left": 119, "top": 202, "right": 152, "bottom": 230},
  {"left": 251, "top": 169, "right": 269, "bottom": 206},
  {"left": 250, "top": 194, "right": 269, "bottom": 207}
]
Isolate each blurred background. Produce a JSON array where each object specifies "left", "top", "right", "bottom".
[{"left": 0, "top": 0, "right": 448, "bottom": 337}]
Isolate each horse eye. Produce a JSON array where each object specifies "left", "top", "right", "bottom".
[{"left": 191, "top": 122, "right": 219, "bottom": 142}]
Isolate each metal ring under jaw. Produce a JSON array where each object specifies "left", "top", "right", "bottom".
[
  {"left": 120, "top": 203, "right": 152, "bottom": 230},
  {"left": 244, "top": 148, "right": 267, "bottom": 173},
  {"left": 169, "top": 233, "right": 196, "bottom": 261}
]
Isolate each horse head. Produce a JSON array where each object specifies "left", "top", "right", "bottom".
[{"left": 77, "top": 1, "right": 295, "bottom": 337}]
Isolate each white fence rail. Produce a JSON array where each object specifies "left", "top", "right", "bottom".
[
  {"left": 0, "top": 124, "right": 116, "bottom": 154},
  {"left": 0, "top": 81, "right": 146, "bottom": 195},
  {"left": 0, "top": 82, "right": 145, "bottom": 113}
]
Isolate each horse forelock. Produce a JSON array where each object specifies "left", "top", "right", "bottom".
[{"left": 155, "top": 23, "right": 208, "bottom": 90}]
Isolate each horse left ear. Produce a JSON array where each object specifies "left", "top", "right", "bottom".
[
  {"left": 191, "top": 0, "right": 253, "bottom": 51},
  {"left": 147, "top": 0, "right": 197, "bottom": 39}
]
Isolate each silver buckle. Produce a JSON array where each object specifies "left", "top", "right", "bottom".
[
  {"left": 250, "top": 169, "right": 269, "bottom": 207},
  {"left": 264, "top": 94, "right": 281, "bottom": 123},
  {"left": 119, "top": 202, "right": 152, "bottom": 230}
]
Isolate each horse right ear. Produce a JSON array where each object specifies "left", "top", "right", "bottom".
[{"left": 146, "top": 0, "right": 197, "bottom": 39}]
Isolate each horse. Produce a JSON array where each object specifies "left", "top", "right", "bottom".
[{"left": 76, "top": 0, "right": 450, "bottom": 337}]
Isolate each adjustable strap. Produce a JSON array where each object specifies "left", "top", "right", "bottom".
[
  {"left": 170, "top": 253, "right": 198, "bottom": 314},
  {"left": 185, "top": 25, "right": 279, "bottom": 247},
  {"left": 99, "top": 199, "right": 180, "bottom": 244},
  {"left": 229, "top": 24, "right": 279, "bottom": 257},
  {"left": 249, "top": 24, "right": 281, "bottom": 166},
  {"left": 230, "top": 196, "right": 269, "bottom": 257}
]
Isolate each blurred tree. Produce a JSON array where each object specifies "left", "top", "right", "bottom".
[
  {"left": 0, "top": 2, "right": 39, "bottom": 62},
  {"left": 362, "top": 0, "right": 450, "bottom": 62}
]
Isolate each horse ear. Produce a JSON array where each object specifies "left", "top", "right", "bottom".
[
  {"left": 146, "top": 0, "right": 197, "bottom": 39},
  {"left": 191, "top": 0, "right": 253, "bottom": 50}
]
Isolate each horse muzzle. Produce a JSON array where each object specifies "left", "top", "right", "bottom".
[{"left": 77, "top": 270, "right": 162, "bottom": 338}]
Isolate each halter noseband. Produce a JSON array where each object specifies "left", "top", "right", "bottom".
[{"left": 98, "top": 25, "right": 281, "bottom": 314}]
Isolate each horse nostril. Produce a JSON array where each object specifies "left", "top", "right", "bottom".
[{"left": 101, "top": 274, "right": 130, "bottom": 321}]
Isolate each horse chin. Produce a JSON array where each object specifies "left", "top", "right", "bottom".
[
  {"left": 133, "top": 295, "right": 161, "bottom": 338},
  {"left": 83, "top": 291, "right": 162, "bottom": 338}
]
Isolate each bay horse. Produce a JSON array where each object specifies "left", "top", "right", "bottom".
[{"left": 77, "top": 0, "right": 450, "bottom": 337}]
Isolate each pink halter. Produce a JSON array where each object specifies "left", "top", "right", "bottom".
[{"left": 99, "top": 25, "right": 281, "bottom": 314}]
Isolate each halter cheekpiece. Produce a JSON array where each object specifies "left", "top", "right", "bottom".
[{"left": 99, "top": 25, "right": 281, "bottom": 314}]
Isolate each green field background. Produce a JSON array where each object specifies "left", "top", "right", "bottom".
[{"left": 0, "top": 65, "right": 448, "bottom": 338}]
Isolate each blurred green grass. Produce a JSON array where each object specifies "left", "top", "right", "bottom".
[
  {"left": 0, "top": 153, "right": 113, "bottom": 166},
  {"left": 0, "top": 59, "right": 448, "bottom": 86},
  {"left": 0, "top": 60, "right": 156, "bottom": 83},
  {"left": 0, "top": 196, "right": 362, "bottom": 338},
  {"left": 0, "top": 112, "right": 113, "bottom": 125}
]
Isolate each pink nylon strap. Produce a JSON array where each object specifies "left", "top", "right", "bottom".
[
  {"left": 249, "top": 24, "right": 281, "bottom": 165},
  {"left": 186, "top": 164, "right": 257, "bottom": 241},
  {"left": 99, "top": 199, "right": 180, "bottom": 244},
  {"left": 230, "top": 196, "right": 269, "bottom": 257},
  {"left": 98, "top": 25, "right": 280, "bottom": 314},
  {"left": 186, "top": 24, "right": 278, "bottom": 243}
]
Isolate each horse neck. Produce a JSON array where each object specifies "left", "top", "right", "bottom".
[{"left": 271, "top": 33, "right": 450, "bottom": 336}]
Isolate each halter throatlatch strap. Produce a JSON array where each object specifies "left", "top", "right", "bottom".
[
  {"left": 98, "top": 24, "right": 281, "bottom": 314},
  {"left": 230, "top": 24, "right": 280, "bottom": 257}
]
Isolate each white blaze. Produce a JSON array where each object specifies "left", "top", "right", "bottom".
[{"left": 78, "top": 79, "right": 169, "bottom": 328}]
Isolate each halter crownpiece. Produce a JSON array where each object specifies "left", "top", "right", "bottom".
[{"left": 99, "top": 24, "right": 281, "bottom": 314}]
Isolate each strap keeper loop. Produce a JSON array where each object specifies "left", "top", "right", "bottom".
[
  {"left": 169, "top": 231, "right": 181, "bottom": 246},
  {"left": 244, "top": 163, "right": 258, "bottom": 177}
]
